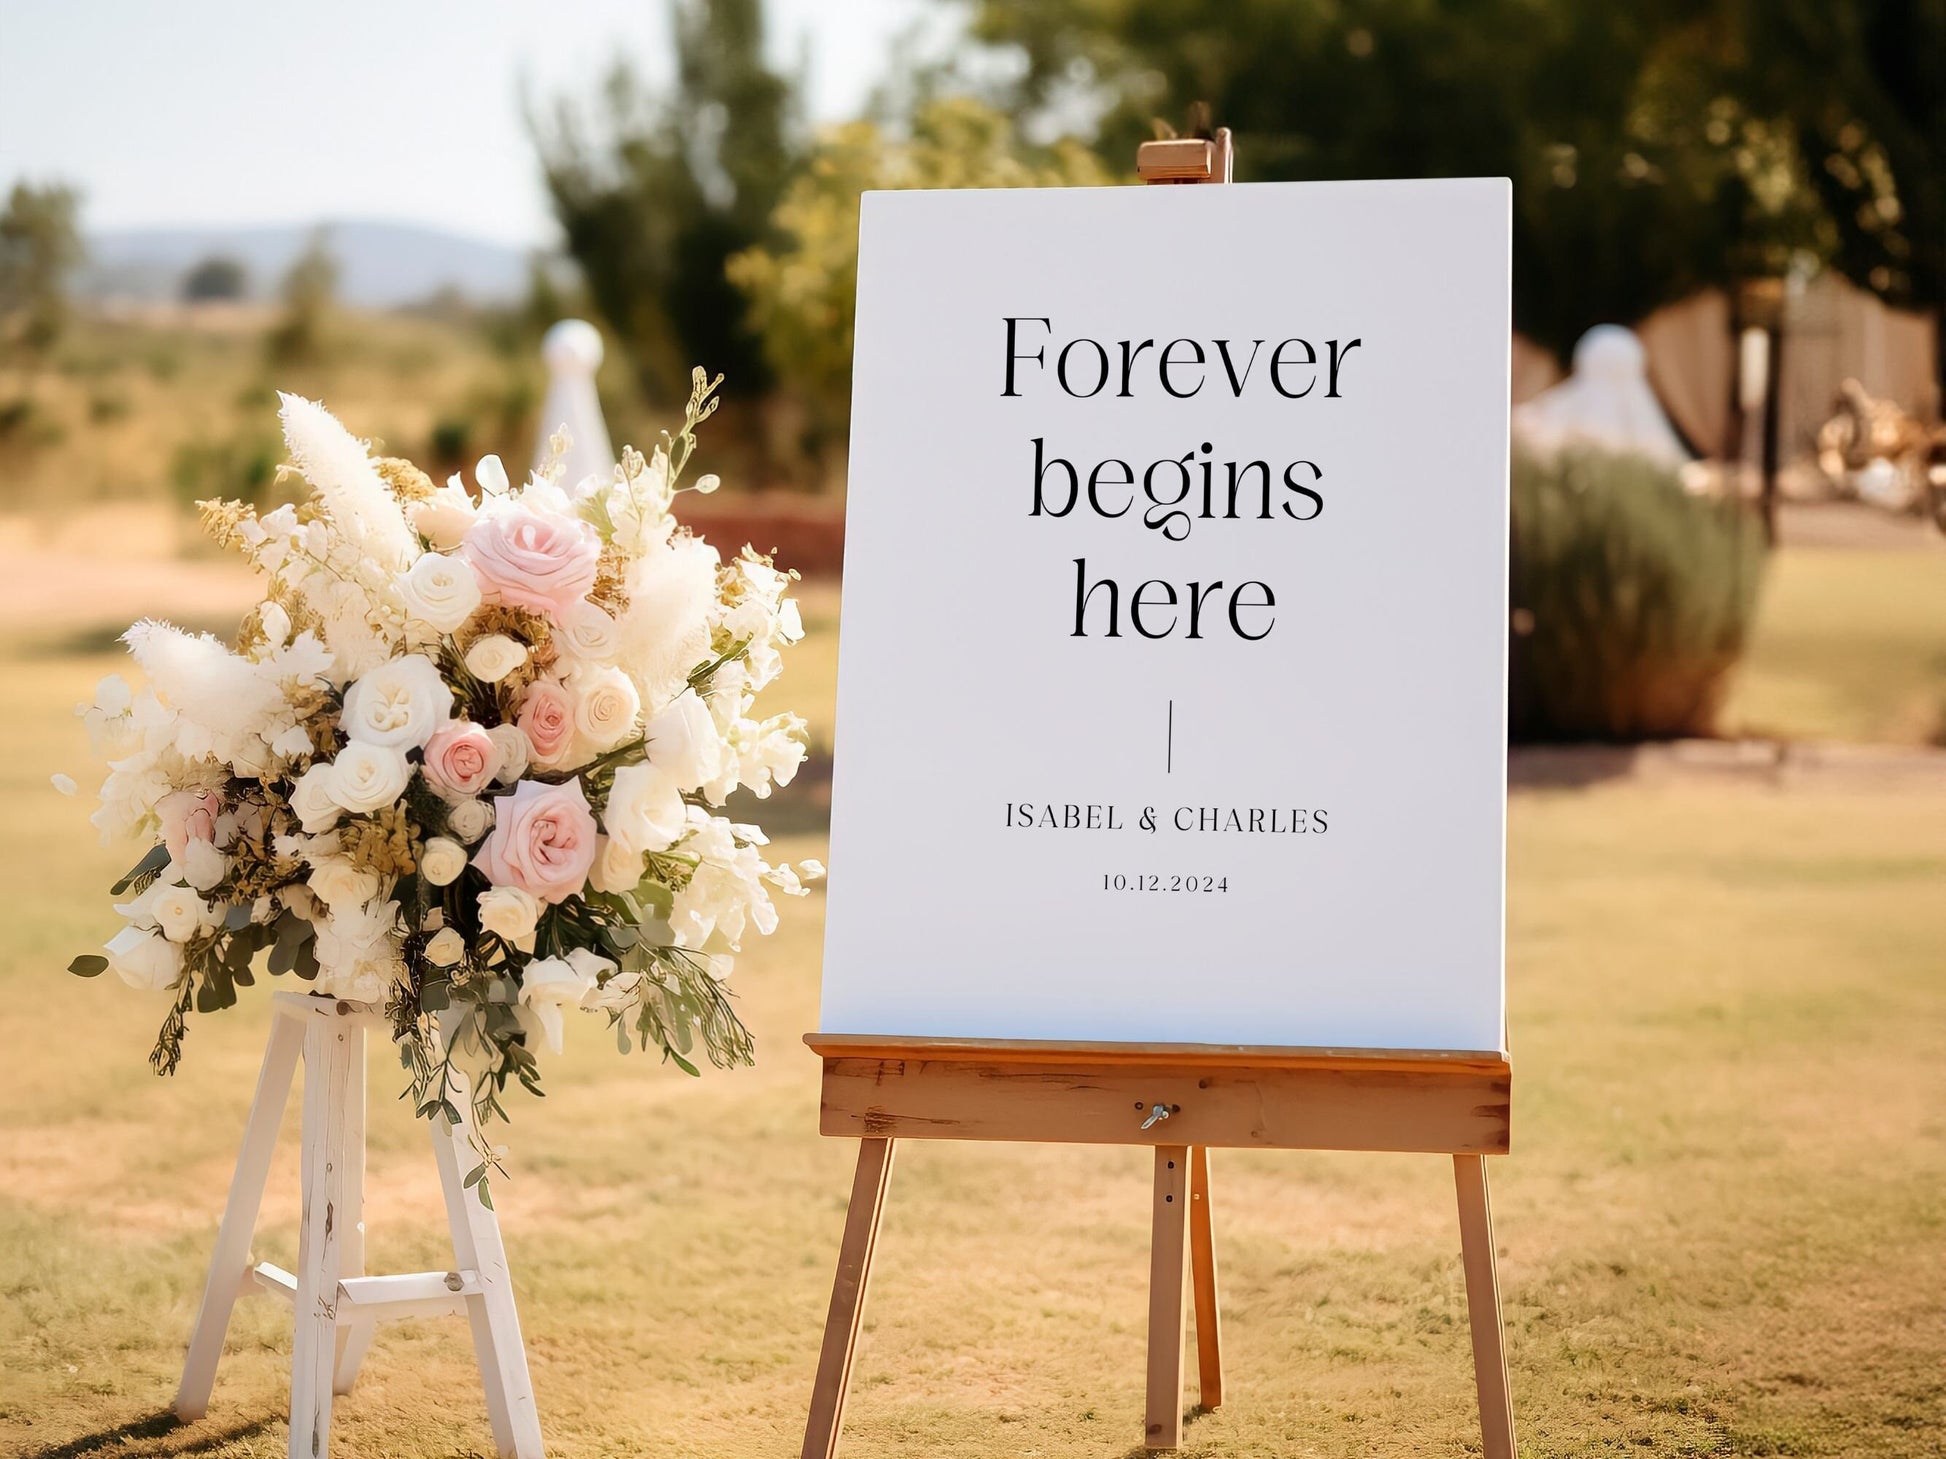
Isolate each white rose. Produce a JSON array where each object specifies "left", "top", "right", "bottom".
[
  {"left": 644, "top": 691, "right": 726, "bottom": 792},
  {"left": 309, "top": 857, "right": 381, "bottom": 910},
  {"left": 420, "top": 836, "right": 468, "bottom": 887},
  {"left": 399, "top": 552, "right": 484, "bottom": 634},
  {"left": 604, "top": 762, "right": 687, "bottom": 858},
  {"left": 423, "top": 926, "right": 466, "bottom": 966},
  {"left": 557, "top": 602, "right": 620, "bottom": 662},
  {"left": 327, "top": 741, "right": 413, "bottom": 814},
  {"left": 105, "top": 924, "right": 183, "bottom": 991},
  {"left": 181, "top": 838, "right": 228, "bottom": 892},
  {"left": 485, "top": 724, "right": 529, "bottom": 784},
  {"left": 290, "top": 762, "right": 342, "bottom": 833},
  {"left": 464, "top": 634, "right": 529, "bottom": 684},
  {"left": 570, "top": 666, "right": 641, "bottom": 754},
  {"left": 151, "top": 884, "right": 213, "bottom": 943},
  {"left": 446, "top": 796, "right": 494, "bottom": 843},
  {"left": 341, "top": 654, "right": 454, "bottom": 749},
  {"left": 588, "top": 834, "right": 646, "bottom": 894},
  {"left": 409, "top": 476, "right": 480, "bottom": 550},
  {"left": 517, "top": 954, "right": 597, "bottom": 1054},
  {"left": 477, "top": 885, "right": 540, "bottom": 949}
]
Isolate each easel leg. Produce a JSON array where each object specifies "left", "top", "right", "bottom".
[
  {"left": 1145, "top": 1145, "right": 1191, "bottom": 1450},
  {"left": 289, "top": 1016, "right": 354, "bottom": 1458},
  {"left": 1187, "top": 1146, "right": 1223, "bottom": 1411},
  {"left": 176, "top": 1006, "right": 306, "bottom": 1421},
  {"left": 432, "top": 1096, "right": 545, "bottom": 1459},
  {"left": 1454, "top": 1155, "right": 1516, "bottom": 1459},
  {"left": 332, "top": 1023, "right": 372, "bottom": 1396},
  {"left": 802, "top": 1136, "right": 896, "bottom": 1459}
]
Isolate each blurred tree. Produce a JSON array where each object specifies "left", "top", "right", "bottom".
[
  {"left": 181, "top": 254, "right": 249, "bottom": 302},
  {"left": 956, "top": 0, "right": 1938, "bottom": 367},
  {"left": 266, "top": 229, "right": 339, "bottom": 365},
  {"left": 0, "top": 180, "right": 84, "bottom": 359},
  {"left": 533, "top": 0, "right": 798, "bottom": 404},
  {"left": 729, "top": 97, "right": 1110, "bottom": 465}
]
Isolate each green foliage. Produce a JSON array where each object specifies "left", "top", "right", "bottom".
[
  {"left": 180, "top": 254, "right": 249, "bottom": 302},
  {"left": 533, "top": 0, "right": 796, "bottom": 404},
  {"left": 1511, "top": 446, "right": 1766, "bottom": 741},
  {"left": 265, "top": 228, "right": 339, "bottom": 365},
  {"left": 958, "top": 0, "right": 1941, "bottom": 357},
  {"left": 0, "top": 180, "right": 84, "bottom": 360},
  {"left": 167, "top": 425, "right": 285, "bottom": 512},
  {"left": 728, "top": 97, "right": 1112, "bottom": 456}
]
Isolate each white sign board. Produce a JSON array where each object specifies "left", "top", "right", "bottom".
[{"left": 821, "top": 178, "right": 1510, "bottom": 1054}]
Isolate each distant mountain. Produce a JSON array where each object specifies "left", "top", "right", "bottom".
[{"left": 78, "top": 220, "right": 534, "bottom": 308}]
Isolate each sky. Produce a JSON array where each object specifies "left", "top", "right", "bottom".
[{"left": 0, "top": 0, "right": 935, "bottom": 249}]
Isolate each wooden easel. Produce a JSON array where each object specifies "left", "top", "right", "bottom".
[
  {"left": 174, "top": 991, "right": 544, "bottom": 1459},
  {"left": 799, "top": 130, "right": 1516, "bottom": 1458}
]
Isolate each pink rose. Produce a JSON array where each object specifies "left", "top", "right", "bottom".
[
  {"left": 158, "top": 789, "right": 221, "bottom": 862},
  {"left": 517, "top": 677, "right": 576, "bottom": 769},
  {"left": 422, "top": 720, "right": 500, "bottom": 799},
  {"left": 461, "top": 505, "right": 601, "bottom": 620},
  {"left": 472, "top": 778, "right": 598, "bottom": 904}
]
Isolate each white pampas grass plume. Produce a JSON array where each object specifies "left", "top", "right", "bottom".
[
  {"left": 619, "top": 537, "right": 717, "bottom": 709},
  {"left": 124, "top": 619, "right": 285, "bottom": 763},
  {"left": 277, "top": 393, "right": 417, "bottom": 570}
]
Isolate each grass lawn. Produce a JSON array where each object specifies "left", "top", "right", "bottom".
[
  {"left": 1, "top": 627, "right": 1942, "bottom": 1459},
  {"left": 1725, "top": 545, "right": 1946, "bottom": 745}
]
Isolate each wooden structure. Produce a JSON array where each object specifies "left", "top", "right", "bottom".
[
  {"left": 799, "top": 127, "right": 1517, "bottom": 1458},
  {"left": 175, "top": 992, "right": 543, "bottom": 1459}
]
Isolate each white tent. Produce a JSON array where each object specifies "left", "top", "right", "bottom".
[{"left": 1512, "top": 325, "right": 1693, "bottom": 467}]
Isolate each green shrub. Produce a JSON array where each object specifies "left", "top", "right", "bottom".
[{"left": 1510, "top": 446, "right": 1766, "bottom": 740}]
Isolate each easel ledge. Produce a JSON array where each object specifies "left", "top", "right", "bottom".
[{"left": 805, "top": 1033, "right": 1512, "bottom": 1156}]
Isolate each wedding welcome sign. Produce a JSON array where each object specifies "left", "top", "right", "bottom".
[{"left": 822, "top": 177, "right": 1512, "bottom": 1053}]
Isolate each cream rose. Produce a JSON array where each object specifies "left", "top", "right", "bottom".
[
  {"left": 423, "top": 925, "right": 466, "bottom": 966},
  {"left": 341, "top": 654, "right": 453, "bottom": 749},
  {"left": 422, "top": 720, "right": 499, "bottom": 799},
  {"left": 473, "top": 778, "right": 599, "bottom": 904},
  {"left": 557, "top": 601, "right": 620, "bottom": 662},
  {"left": 485, "top": 724, "right": 530, "bottom": 784},
  {"left": 399, "top": 551, "right": 484, "bottom": 634},
  {"left": 588, "top": 834, "right": 646, "bottom": 894},
  {"left": 105, "top": 924, "right": 183, "bottom": 991},
  {"left": 446, "top": 796, "right": 494, "bottom": 844},
  {"left": 327, "top": 741, "right": 413, "bottom": 814},
  {"left": 309, "top": 857, "right": 381, "bottom": 910},
  {"left": 516, "top": 677, "right": 576, "bottom": 769},
  {"left": 462, "top": 504, "right": 601, "bottom": 621},
  {"left": 604, "top": 761, "right": 687, "bottom": 858},
  {"left": 409, "top": 476, "right": 480, "bottom": 550},
  {"left": 151, "top": 884, "right": 213, "bottom": 944},
  {"left": 290, "top": 763, "right": 342, "bottom": 833},
  {"left": 644, "top": 691, "right": 726, "bottom": 791},
  {"left": 477, "top": 885, "right": 541, "bottom": 948},
  {"left": 464, "top": 633, "right": 529, "bottom": 684},
  {"left": 517, "top": 954, "right": 597, "bottom": 1054},
  {"left": 569, "top": 666, "right": 641, "bottom": 755},
  {"left": 420, "top": 836, "right": 468, "bottom": 887}
]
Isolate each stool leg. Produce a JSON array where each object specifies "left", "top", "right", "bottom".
[
  {"left": 432, "top": 1091, "right": 545, "bottom": 1458},
  {"left": 332, "top": 1023, "right": 372, "bottom": 1395},
  {"left": 290, "top": 1017, "right": 354, "bottom": 1459},
  {"left": 177, "top": 1006, "right": 305, "bottom": 1421}
]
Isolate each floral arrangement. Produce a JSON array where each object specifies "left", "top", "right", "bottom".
[{"left": 67, "top": 372, "right": 818, "bottom": 1181}]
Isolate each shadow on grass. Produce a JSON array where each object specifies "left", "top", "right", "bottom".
[
  {"left": 1113, "top": 1403, "right": 1219, "bottom": 1458},
  {"left": 26, "top": 1409, "right": 278, "bottom": 1459}
]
